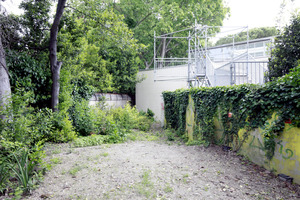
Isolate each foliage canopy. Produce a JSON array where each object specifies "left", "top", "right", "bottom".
[
  {"left": 111, "top": 0, "right": 229, "bottom": 69},
  {"left": 266, "top": 13, "right": 300, "bottom": 81}
]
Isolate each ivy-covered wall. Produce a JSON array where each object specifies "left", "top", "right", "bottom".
[{"left": 163, "top": 66, "right": 300, "bottom": 184}]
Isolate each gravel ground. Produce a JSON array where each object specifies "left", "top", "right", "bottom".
[{"left": 24, "top": 137, "right": 299, "bottom": 200}]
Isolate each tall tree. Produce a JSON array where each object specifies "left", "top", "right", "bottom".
[
  {"left": 50, "top": 0, "right": 67, "bottom": 111},
  {"left": 112, "top": 0, "right": 229, "bottom": 69},
  {"left": 19, "top": 0, "right": 51, "bottom": 53},
  {"left": 0, "top": 2, "right": 11, "bottom": 119},
  {"left": 58, "top": 0, "right": 144, "bottom": 96},
  {"left": 266, "top": 13, "right": 300, "bottom": 81}
]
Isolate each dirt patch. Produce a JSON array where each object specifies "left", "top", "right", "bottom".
[{"left": 25, "top": 139, "right": 299, "bottom": 200}]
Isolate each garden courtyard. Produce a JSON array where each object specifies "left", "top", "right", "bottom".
[{"left": 25, "top": 131, "right": 299, "bottom": 200}]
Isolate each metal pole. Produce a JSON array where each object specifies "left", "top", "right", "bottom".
[
  {"left": 230, "top": 63, "right": 234, "bottom": 85},
  {"left": 154, "top": 31, "right": 156, "bottom": 82},
  {"left": 246, "top": 26, "right": 249, "bottom": 83},
  {"left": 195, "top": 21, "right": 197, "bottom": 75},
  {"left": 205, "top": 26, "right": 208, "bottom": 86},
  {"left": 188, "top": 31, "right": 191, "bottom": 87}
]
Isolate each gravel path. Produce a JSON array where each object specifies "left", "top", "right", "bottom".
[{"left": 26, "top": 139, "right": 299, "bottom": 200}]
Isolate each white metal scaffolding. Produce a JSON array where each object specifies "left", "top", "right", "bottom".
[{"left": 153, "top": 23, "right": 270, "bottom": 87}]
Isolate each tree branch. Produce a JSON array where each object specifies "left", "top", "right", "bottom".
[{"left": 134, "top": 12, "right": 152, "bottom": 29}]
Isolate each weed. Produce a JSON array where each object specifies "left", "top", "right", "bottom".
[
  {"left": 141, "top": 170, "right": 152, "bottom": 186},
  {"left": 0, "top": 159, "right": 10, "bottom": 194},
  {"left": 50, "top": 157, "right": 62, "bottom": 165},
  {"left": 127, "top": 131, "right": 159, "bottom": 141},
  {"left": 182, "top": 173, "right": 189, "bottom": 183},
  {"left": 163, "top": 184, "right": 173, "bottom": 193},
  {"left": 10, "top": 149, "right": 39, "bottom": 194},
  {"left": 70, "top": 135, "right": 107, "bottom": 148},
  {"left": 203, "top": 185, "right": 209, "bottom": 191},
  {"left": 69, "top": 164, "right": 87, "bottom": 177},
  {"left": 87, "top": 155, "right": 100, "bottom": 161},
  {"left": 100, "top": 152, "right": 109, "bottom": 157},
  {"left": 165, "top": 129, "right": 175, "bottom": 141},
  {"left": 186, "top": 140, "right": 206, "bottom": 146},
  {"left": 51, "top": 149, "right": 61, "bottom": 154},
  {"left": 135, "top": 170, "right": 156, "bottom": 199},
  {"left": 217, "top": 170, "right": 223, "bottom": 175}
]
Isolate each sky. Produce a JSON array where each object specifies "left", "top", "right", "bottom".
[
  {"left": 1, "top": 0, "right": 300, "bottom": 29},
  {"left": 223, "top": 0, "right": 300, "bottom": 28}
]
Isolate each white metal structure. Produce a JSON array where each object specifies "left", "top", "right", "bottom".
[{"left": 154, "top": 24, "right": 272, "bottom": 87}]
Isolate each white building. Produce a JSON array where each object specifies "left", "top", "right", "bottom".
[{"left": 136, "top": 37, "right": 274, "bottom": 123}]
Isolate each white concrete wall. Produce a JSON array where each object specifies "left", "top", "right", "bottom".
[
  {"left": 136, "top": 66, "right": 188, "bottom": 125},
  {"left": 89, "top": 93, "right": 131, "bottom": 108}
]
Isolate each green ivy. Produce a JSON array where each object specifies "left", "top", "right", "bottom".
[
  {"left": 163, "top": 65, "right": 300, "bottom": 159},
  {"left": 163, "top": 89, "right": 189, "bottom": 135}
]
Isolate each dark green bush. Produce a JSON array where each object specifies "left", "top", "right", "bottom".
[{"left": 69, "top": 100, "right": 94, "bottom": 136}]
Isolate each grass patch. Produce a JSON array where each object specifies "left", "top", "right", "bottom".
[
  {"left": 135, "top": 170, "right": 156, "bottom": 199},
  {"left": 70, "top": 135, "right": 108, "bottom": 148},
  {"left": 51, "top": 149, "right": 61, "bottom": 154},
  {"left": 182, "top": 173, "right": 189, "bottom": 183},
  {"left": 127, "top": 130, "right": 159, "bottom": 141},
  {"left": 100, "top": 152, "right": 109, "bottom": 157},
  {"left": 50, "top": 157, "right": 62, "bottom": 165},
  {"left": 68, "top": 163, "right": 87, "bottom": 177},
  {"left": 163, "top": 184, "right": 173, "bottom": 193}
]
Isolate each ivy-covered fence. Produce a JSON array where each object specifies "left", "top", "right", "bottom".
[{"left": 163, "top": 66, "right": 300, "bottom": 160}]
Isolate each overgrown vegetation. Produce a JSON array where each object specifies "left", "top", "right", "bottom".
[
  {"left": 0, "top": 94, "right": 154, "bottom": 197},
  {"left": 163, "top": 65, "right": 300, "bottom": 160},
  {"left": 0, "top": 0, "right": 158, "bottom": 197},
  {"left": 163, "top": 13, "right": 300, "bottom": 160}
]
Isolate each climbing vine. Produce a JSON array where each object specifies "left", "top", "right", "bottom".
[
  {"left": 163, "top": 66, "right": 300, "bottom": 160},
  {"left": 163, "top": 89, "right": 189, "bottom": 135}
]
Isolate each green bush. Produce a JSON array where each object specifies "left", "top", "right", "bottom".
[
  {"left": 0, "top": 158, "right": 9, "bottom": 194},
  {"left": 266, "top": 14, "right": 300, "bottom": 81},
  {"left": 50, "top": 110, "right": 77, "bottom": 143},
  {"left": 69, "top": 100, "right": 95, "bottom": 136}
]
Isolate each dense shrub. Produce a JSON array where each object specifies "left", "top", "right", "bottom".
[
  {"left": 69, "top": 100, "right": 95, "bottom": 136},
  {"left": 0, "top": 88, "right": 154, "bottom": 196},
  {"left": 266, "top": 13, "right": 300, "bottom": 81}
]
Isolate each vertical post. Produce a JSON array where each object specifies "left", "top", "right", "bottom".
[
  {"left": 195, "top": 23, "right": 197, "bottom": 75},
  {"left": 205, "top": 26, "right": 207, "bottom": 71},
  {"left": 188, "top": 31, "right": 191, "bottom": 87},
  {"left": 230, "top": 63, "right": 234, "bottom": 85},
  {"left": 246, "top": 26, "right": 249, "bottom": 83},
  {"left": 231, "top": 33, "right": 235, "bottom": 86},
  {"left": 154, "top": 31, "right": 156, "bottom": 82}
]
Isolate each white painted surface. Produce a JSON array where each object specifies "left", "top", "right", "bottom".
[
  {"left": 89, "top": 93, "right": 131, "bottom": 108},
  {"left": 136, "top": 67, "right": 188, "bottom": 125}
]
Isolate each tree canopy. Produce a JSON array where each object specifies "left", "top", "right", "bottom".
[
  {"left": 59, "top": 0, "right": 144, "bottom": 95},
  {"left": 111, "top": 0, "right": 229, "bottom": 69},
  {"left": 266, "top": 13, "right": 300, "bottom": 81},
  {"left": 215, "top": 27, "right": 277, "bottom": 46}
]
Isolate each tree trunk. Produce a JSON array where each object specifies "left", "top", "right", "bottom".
[
  {"left": 0, "top": 31, "right": 11, "bottom": 120},
  {"left": 49, "top": 0, "right": 67, "bottom": 112}
]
